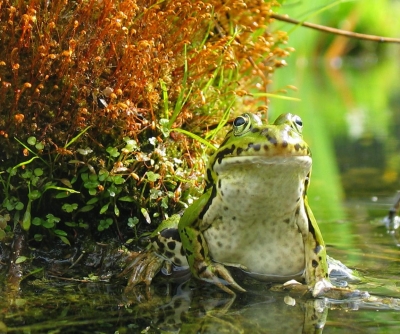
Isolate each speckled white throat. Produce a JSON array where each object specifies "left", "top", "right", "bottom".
[{"left": 203, "top": 155, "right": 312, "bottom": 281}]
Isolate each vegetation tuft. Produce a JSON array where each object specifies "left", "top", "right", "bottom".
[{"left": 0, "top": 0, "right": 291, "bottom": 245}]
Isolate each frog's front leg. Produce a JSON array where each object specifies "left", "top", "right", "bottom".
[
  {"left": 302, "top": 231, "right": 369, "bottom": 299},
  {"left": 304, "top": 233, "right": 333, "bottom": 297},
  {"left": 178, "top": 188, "right": 245, "bottom": 294},
  {"left": 180, "top": 223, "right": 245, "bottom": 294}
]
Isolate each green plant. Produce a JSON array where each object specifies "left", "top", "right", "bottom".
[
  {"left": 0, "top": 212, "right": 10, "bottom": 240},
  {"left": 98, "top": 218, "right": 113, "bottom": 232},
  {"left": 0, "top": 0, "right": 292, "bottom": 246},
  {"left": 32, "top": 214, "right": 71, "bottom": 245}
]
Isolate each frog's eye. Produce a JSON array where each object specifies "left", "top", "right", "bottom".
[
  {"left": 233, "top": 114, "right": 251, "bottom": 136},
  {"left": 292, "top": 115, "right": 303, "bottom": 133}
]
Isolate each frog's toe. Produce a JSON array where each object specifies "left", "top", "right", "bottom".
[
  {"left": 119, "top": 251, "right": 164, "bottom": 289},
  {"left": 200, "top": 263, "right": 246, "bottom": 294}
]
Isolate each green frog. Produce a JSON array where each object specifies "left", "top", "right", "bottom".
[{"left": 120, "top": 113, "right": 345, "bottom": 297}]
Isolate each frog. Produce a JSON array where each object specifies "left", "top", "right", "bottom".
[{"left": 120, "top": 113, "right": 352, "bottom": 297}]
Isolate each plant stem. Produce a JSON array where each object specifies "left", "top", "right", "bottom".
[{"left": 271, "top": 13, "right": 400, "bottom": 43}]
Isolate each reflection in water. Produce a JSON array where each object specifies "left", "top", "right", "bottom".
[
  {"left": 2, "top": 269, "right": 400, "bottom": 333},
  {"left": 2, "top": 201, "right": 400, "bottom": 334}
]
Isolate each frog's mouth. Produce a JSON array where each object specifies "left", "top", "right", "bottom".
[{"left": 214, "top": 155, "right": 312, "bottom": 173}]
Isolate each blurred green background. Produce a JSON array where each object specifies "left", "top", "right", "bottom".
[{"left": 268, "top": 0, "right": 400, "bottom": 224}]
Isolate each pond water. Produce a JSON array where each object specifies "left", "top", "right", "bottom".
[
  {"left": 2, "top": 48, "right": 400, "bottom": 334},
  {"left": 2, "top": 205, "right": 400, "bottom": 333}
]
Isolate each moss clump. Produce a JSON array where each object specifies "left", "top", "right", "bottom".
[{"left": 0, "top": 0, "right": 291, "bottom": 242}]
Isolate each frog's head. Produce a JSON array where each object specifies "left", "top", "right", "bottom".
[{"left": 206, "top": 113, "right": 311, "bottom": 186}]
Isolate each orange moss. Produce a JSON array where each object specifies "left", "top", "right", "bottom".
[
  {"left": 0, "top": 0, "right": 293, "bottom": 224},
  {"left": 0, "top": 0, "right": 289, "bottom": 153}
]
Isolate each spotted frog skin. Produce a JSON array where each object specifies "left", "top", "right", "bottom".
[{"left": 121, "top": 113, "right": 333, "bottom": 296}]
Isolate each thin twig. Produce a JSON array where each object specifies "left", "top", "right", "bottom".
[
  {"left": 68, "top": 251, "right": 85, "bottom": 269},
  {"left": 47, "top": 275, "right": 91, "bottom": 283},
  {"left": 271, "top": 13, "right": 400, "bottom": 43}
]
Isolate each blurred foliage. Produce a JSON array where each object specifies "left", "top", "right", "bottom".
[
  {"left": 272, "top": 0, "right": 400, "bottom": 209},
  {"left": 0, "top": 0, "right": 292, "bottom": 242},
  {"left": 276, "top": 0, "right": 400, "bottom": 58}
]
